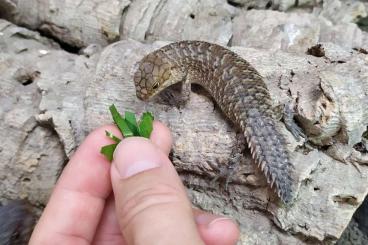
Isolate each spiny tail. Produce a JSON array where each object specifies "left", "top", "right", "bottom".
[{"left": 244, "top": 109, "right": 294, "bottom": 204}]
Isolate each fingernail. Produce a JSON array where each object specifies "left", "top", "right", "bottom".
[
  {"left": 195, "top": 213, "right": 232, "bottom": 227},
  {"left": 113, "top": 138, "right": 161, "bottom": 179}
]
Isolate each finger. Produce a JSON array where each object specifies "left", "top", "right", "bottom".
[
  {"left": 93, "top": 198, "right": 240, "bottom": 245},
  {"left": 93, "top": 121, "right": 172, "bottom": 244},
  {"left": 149, "top": 121, "right": 173, "bottom": 155},
  {"left": 194, "top": 209, "right": 240, "bottom": 245},
  {"left": 111, "top": 138, "right": 204, "bottom": 245},
  {"left": 30, "top": 125, "right": 120, "bottom": 244},
  {"left": 92, "top": 195, "right": 127, "bottom": 245}
]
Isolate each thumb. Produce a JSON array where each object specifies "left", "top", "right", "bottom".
[{"left": 111, "top": 137, "right": 204, "bottom": 245}]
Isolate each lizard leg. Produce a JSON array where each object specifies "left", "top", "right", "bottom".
[
  {"left": 273, "top": 103, "right": 284, "bottom": 121},
  {"left": 211, "top": 153, "right": 243, "bottom": 190},
  {"left": 178, "top": 80, "right": 191, "bottom": 104},
  {"left": 274, "top": 103, "right": 305, "bottom": 141},
  {"left": 283, "top": 103, "right": 305, "bottom": 141},
  {"left": 158, "top": 81, "right": 191, "bottom": 108}
]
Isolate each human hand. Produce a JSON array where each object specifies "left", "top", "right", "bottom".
[{"left": 29, "top": 122, "right": 239, "bottom": 245}]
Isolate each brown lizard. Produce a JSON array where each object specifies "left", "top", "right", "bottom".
[{"left": 133, "top": 40, "right": 299, "bottom": 204}]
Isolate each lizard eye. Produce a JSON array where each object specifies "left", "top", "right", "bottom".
[{"left": 152, "top": 82, "right": 159, "bottom": 90}]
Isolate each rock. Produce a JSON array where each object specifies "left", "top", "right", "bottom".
[
  {"left": 337, "top": 195, "right": 368, "bottom": 244},
  {"left": 300, "top": 42, "right": 368, "bottom": 146},
  {"left": 1, "top": 17, "right": 368, "bottom": 244},
  {"left": 337, "top": 218, "right": 368, "bottom": 245},
  {"left": 319, "top": 22, "right": 363, "bottom": 50},
  {"left": 0, "top": 19, "right": 96, "bottom": 210},
  {"left": 227, "top": 0, "right": 322, "bottom": 11},
  {"left": 1, "top": 0, "right": 366, "bottom": 54},
  {"left": 0, "top": 0, "right": 234, "bottom": 47},
  {"left": 121, "top": 0, "right": 235, "bottom": 46},
  {"left": 232, "top": 10, "right": 322, "bottom": 52},
  {"left": 232, "top": 9, "right": 366, "bottom": 52},
  {"left": 227, "top": 0, "right": 276, "bottom": 9},
  {"left": 0, "top": 20, "right": 64, "bottom": 208},
  {"left": 316, "top": 0, "right": 367, "bottom": 25},
  {"left": 0, "top": 0, "right": 130, "bottom": 47}
]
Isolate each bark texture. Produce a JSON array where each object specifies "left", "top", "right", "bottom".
[{"left": 1, "top": 0, "right": 368, "bottom": 244}]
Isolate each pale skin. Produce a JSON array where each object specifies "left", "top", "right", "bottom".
[{"left": 29, "top": 122, "right": 239, "bottom": 245}]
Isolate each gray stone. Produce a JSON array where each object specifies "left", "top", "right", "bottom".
[
  {"left": 316, "top": 0, "right": 367, "bottom": 25},
  {"left": 0, "top": 19, "right": 98, "bottom": 210},
  {"left": 232, "top": 10, "right": 322, "bottom": 53},
  {"left": 0, "top": 21, "right": 65, "bottom": 207},
  {"left": 232, "top": 8, "right": 366, "bottom": 53},
  {"left": 227, "top": 0, "right": 322, "bottom": 11},
  {"left": 0, "top": 0, "right": 130, "bottom": 47},
  {"left": 1, "top": 0, "right": 366, "bottom": 54},
  {"left": 121, "top": 0, "right": 235, "bottom": 46}
]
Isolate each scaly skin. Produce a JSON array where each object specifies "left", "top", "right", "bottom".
[{"left": 133, "top": 40, "right": 295, "bottom": 204}]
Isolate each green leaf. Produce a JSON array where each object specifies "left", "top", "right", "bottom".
[
  {"left": 144, "top": 112, "right": 154, "bottom": 121},
  {"left": 109, "top": 104, "right": 133, "bottom": 137},
  {"left": 101, "top": 106, "right": 155, "bottom": 162},
  {"left": 100, "top": 143, "right": 118, "bottom": 161},
  {"left": 125, "top": 111, "right": 139, "bottom": 136},
  {"left": 105, "top": 130, "right": 121, "bottom": 143},
  {"left": 138, "top": 112, "right": 154, "bottom": 138}
]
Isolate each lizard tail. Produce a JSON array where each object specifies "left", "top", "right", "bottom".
[{"left": 244, "top": 108, "right": 295, "bottom": 204}]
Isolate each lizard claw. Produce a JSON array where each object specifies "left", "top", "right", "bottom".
[
  {"left": 282, "top": 103, "right": 306, "bottom": 141},
  {"left": 210, "top": 153, "right": 243, "bottom": 191}
]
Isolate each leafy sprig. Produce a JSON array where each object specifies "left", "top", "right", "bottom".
[{"left": 100, "top": 104, "right": 154, "bottom": 161}]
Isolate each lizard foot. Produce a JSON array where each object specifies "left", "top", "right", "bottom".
[
  {"left": 274, "top": 103, "right": 305, "bottom": 141},
  {"left": 210, "top": 153, "right": 243, "bottom": 190},
  {"left": 156, "top": 82, "right": 191, "bottom": 109}
]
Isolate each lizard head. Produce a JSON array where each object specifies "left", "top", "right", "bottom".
[{"left": 133, "top": 52, "right": 173, "bottom": 101}]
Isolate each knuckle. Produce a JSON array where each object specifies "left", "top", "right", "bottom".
[{"left": 118, "top": 183, "right": 186, "bottom": 229}]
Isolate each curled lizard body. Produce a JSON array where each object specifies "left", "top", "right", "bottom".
[{"left": 133, "top": 41, "right": 295, "bottom": 204}]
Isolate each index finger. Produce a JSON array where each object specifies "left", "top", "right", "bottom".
[
  {"left": 29, "top": 121, "right": 173, "bottom": 244},
  {"left": 30, "top": 125, "right": 119, "bottom": 244}
]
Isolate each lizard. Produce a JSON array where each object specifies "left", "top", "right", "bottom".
[{"left": 133, "top": 40, "right": 301, "bottom": 204}]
